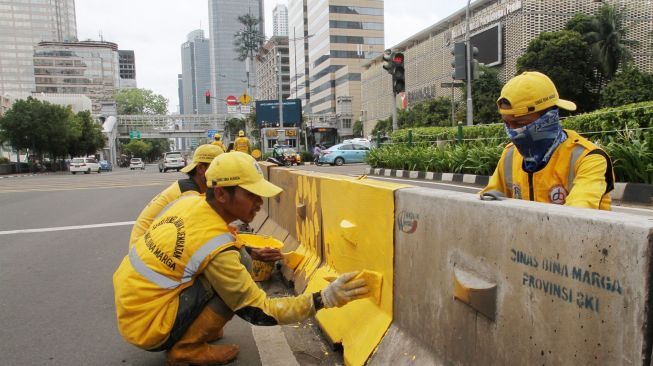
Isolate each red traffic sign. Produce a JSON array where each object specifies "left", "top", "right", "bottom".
[{"left": 226, "top": 95, "right": 237, "bottom": 106}]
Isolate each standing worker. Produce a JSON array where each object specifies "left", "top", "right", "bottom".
[
  {"left": 211, "top": 133, "right": 226, "bottom": 151},
  {"left": 113, "top": 152, "right": 370, "bottom": 365},
  {"left": 233, "top": 130, "right": 251, "bottom": 154},
  {"left": 480, "top": 71, "right": 614, "bottom": 210}
]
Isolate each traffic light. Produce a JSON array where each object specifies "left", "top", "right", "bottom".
[
  {"left": 392, "top": 52, "right": 405, "bottom": 93},
  {"left": 470, "top": 46, "right": 482, "bottom": 80},
  {"left": 451, "top": 42, "right": 466, "bottom": 80},
  {"left": 205, "top": 90, "right": 211, "bottom": 104},
  {"left": 382, "top": 49, "right": 394, "bottom": 73}
]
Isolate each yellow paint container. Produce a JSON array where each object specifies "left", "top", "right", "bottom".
[{"left": 238, "top": 233, "right": 284, "bottom": 281}]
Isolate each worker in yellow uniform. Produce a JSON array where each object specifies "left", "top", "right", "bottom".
[
  {"left": 233, "top": 130, "right": 251, "bottom": 154},
  {"left": 113, "top": 152, "right": 369, "bottom": 365},
  {"left": 129, "top": 144, "right": 223, "bottom": 248},
  {"left": 129, "top": 143, "right": 281, "bottom": 262},
  {"left": 480, "top": 71, "right": 614, "bottom": 210},
  {"left": 211, "top": 133, "right": 226, "bottom": 151}
]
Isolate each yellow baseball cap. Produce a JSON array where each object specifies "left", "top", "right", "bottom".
[
  {"left": 205, "top": 151, "right": 282, "bottom": 197},
  {"left": 497, "top": 71, "right": 576, "bottom": 117},
  {"left": 180, "top": 144, "right": 224, "bottom": 173}
]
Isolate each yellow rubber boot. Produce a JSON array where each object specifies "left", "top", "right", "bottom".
[{"left": 166, "top": 306, "right": 239, "bottom": 366}]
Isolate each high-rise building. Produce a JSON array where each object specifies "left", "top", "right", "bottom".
[
  {"left": 288, "top": 0, "right": 311, "bottom": 108},
  {"left": 306, "top": 1, "right": 384, "bottom": 136},
  {"left": 255, "top": 36, "right": 290, "bottom": 101},
  {"left": 208, "top": 0, "right": 264, "bottom": 115},
  {"left": 0, "top": 0, "right": 77, "bottom": 95},
  {"left": 118, "top": 50, "right": 137, "bottom": 88},
  {"left": 33, "top": 40, "right": 120, "bottom": 114},
  {"left": 180, "top": 29, "right": 212, "bottom": 115},
  {"left": 177, "top": 74, "right": 184, "bottom": 114},
  {"left": 273, "top": 4, "right": 288, "bottom": 37}
]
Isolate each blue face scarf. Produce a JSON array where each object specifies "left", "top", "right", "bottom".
[{"left": 505, "top": 108, "right": 567, "bottom": 172}]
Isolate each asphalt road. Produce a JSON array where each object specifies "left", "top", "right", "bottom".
[{"left": 0, "top": 166, "right": 338, "bottom": 366}]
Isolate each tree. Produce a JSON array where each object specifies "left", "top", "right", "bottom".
[
  {"left": 115, "top": 88, "right": 168, "bottom": 115},
  {"left": 225, "top": 117, "right": 246, "bottom": 141},
  {"left": 67, "top": 111, "right": 105, "bottom": 158},
  {"left": 584, "top": 4, "right": 633, "bottom": 81},
  {"left": 121, "top": 139, "right": 152, "bottom": 158},
  {"left": 601, "top": 65, "right": 653, "bottom": 107},
  {"left": 461, "top": 66, "right": 503, "bottom": 124},
  {"left": 145, "top": 139, "right": 172, "bottom": 161},
  {"left": 352, "top": 121, "right": 364, "bottom": 137},
  {"left": 372, "top": 117, "right": 392, "bottom": 137},
  {"left": 233, "top": 14, "right": 264, "bottom": 62},
  {"left": 516, "top": 30, "right": 597, "bottom": 112},
  {"left": 398, "top": 97, "right": 451, "bottom": 128}
]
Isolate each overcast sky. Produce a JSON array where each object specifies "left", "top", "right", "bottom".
[{"left": 76, "top": 0, "right": 469, "bottom": 113}]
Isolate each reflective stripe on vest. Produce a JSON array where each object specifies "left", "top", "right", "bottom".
[
  {"left": 504, "top": 146, "right": 515, "bottom": 189},
  {"left": 129, "top": 232, "right": 235, "bottom": 289},
  {"left": 566, "top": 145, "right": 586, "bottom": 193}
]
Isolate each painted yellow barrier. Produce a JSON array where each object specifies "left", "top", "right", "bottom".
[
  {"left": 304, "top": 177, "right": 409, "bottom": 366},
  {"left": 238, "top": 233, "right": 284, "bottom": 281}
]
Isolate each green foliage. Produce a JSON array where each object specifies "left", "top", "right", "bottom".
[
  {"left": 398, "top": 97, "right": 451, "bottom": 127},
  {"left": 115, "top": 88, "right": 168, "bottom": 115},
  {"left": 233, "top": 14, "right": 264, "bottom": 62},
  {"left": 121, "top": 139, "right": 152, "bottom": 158},
  {"left": 352, "top": 120, "right": 363, "bottom": 137},
  {"left": 371, "top": 117, "right": 392, "bottom": 137},
  {"left": 583, "top": 4, "right": 633, "bottom": 81},
  {"left": 516, "top": 30, "right": 598, "bottom": 112},
  {"left": 601, "top": 65, "right": 653, "bottom": 107},
  {"left": 225, "top": 118, "right": 246, "bottom": 141},
  {"left": 460, "top": 65, "right": 503, "bottom": 124},
  {"left": 0, "top": 156, "right": 9, "bottom": 164},
  {"left": 604, "top": 131, "right": 653, "bottom": 184},
  {"left": 67, "top": 110, "right": 105, "bottom": 158},
  {"left": 145, "top": 139, "right": 173, "bottom": 161}
]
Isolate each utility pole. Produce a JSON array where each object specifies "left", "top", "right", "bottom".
[
  {"left": 465, "top": 0, "right": 473, "bottom": 126},
  {"left": 277, "top": 52, "right": 284, "bottom": 130}
]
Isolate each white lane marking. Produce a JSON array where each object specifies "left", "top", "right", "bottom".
[
  {"left": 252, "top": 325, "right": 300, "bottom": 366},
  {"left": 0, "top": 221, "right": 136, "bottom": 235},
  {"left": 363, "top": 175, "right": 480, "bottom": 191}
]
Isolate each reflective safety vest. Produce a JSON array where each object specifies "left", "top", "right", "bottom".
[
  {"left": 129, "top": 179, "right": 200, "bottom": 248},
  {"left": 233, "top": 137, "right": 250, "bottom": 153},
  {"left": 481, "top": 130, "right": 614, "bottom": 210},
  {"left": 211, "top": 140, "right": 226, "bottom": 151},
  {"left": 114, "top": 196, "right": 241, "bottom": 349}
]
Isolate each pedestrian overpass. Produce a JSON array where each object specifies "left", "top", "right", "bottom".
[{"left": 102, "top": 114, "right": 229, "bottom": 165}]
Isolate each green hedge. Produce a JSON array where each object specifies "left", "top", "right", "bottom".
[{"left": 370, "top": 101, "right": 653, "bottom": 183}]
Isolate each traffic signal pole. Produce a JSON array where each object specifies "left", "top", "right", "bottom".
[{"left": 392, "top": 91, "right": 398, "bottom": 131}]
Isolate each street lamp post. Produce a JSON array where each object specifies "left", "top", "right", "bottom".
[{"left": 465, "top": 0, "right": 474, "bottom": 126}]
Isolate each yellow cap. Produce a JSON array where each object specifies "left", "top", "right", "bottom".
[
  {"left": 497, "top": 71, "right": 576, "bottom": 117},
  {"left": 238, "top": 130, "right": 245, "bottom": 137},
  {"left": 180, "top": 144, "right": 224, "bottom": 173},
  {"left": 214, "top": 133, "right": 221, "bottom": 140},
  {"left": 205, "top": 151, "right": 282, "bottom": 197}
]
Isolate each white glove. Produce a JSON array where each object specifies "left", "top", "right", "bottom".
[{"left": 321, "top": 271, "right": 369, "bottom": 308}]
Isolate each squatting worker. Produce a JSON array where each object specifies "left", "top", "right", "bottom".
[
  {"left": 128, "top": 144, "right": 281, "bottom": 263},
  {"left": 211, "top": 133, "right": 227, "bottom": 151},
  {"left": 480, "top": 71, "right": 614, "bottom": 210},
  {"left": 128, "top": 144, "right": 224, "bottom": 248},
  {"left": 113, "top": 151, "right": 369, "bottom": 366},
  {"left": 233, "top": 130, "right": 251, "bottom": 154}
]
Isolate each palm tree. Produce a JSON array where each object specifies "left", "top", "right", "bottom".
[
  {"left": 584, "top": 4, "right": 634, "bottom": 81},
  {"left": 233, "top": 14, "right": 264, "bottom": 62}
]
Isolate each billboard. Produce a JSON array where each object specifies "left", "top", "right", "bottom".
[
  {"left": 255, "top": 99, "right": 302, "bottom": 126},
  {"left": 470, "top": 23, "right": 502, "bottom": 67}
]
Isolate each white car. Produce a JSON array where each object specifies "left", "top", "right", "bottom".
[
  {"left": 70, "top": 157, "right": 101, "bottom": 174},
  {"left": 158, "top": 151, "right": 185, "bottom": 172},
  {"left": 130, "top": 158, "right": 145, "bottom": 170}
]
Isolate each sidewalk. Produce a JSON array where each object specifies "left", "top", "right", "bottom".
[{"left": 365, "top": 167, "right": 653, "bottom": 206}]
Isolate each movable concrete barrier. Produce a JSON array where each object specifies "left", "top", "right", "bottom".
[
  {"left": 257, "top": 161, "right": 276, "bottom": 216},
  {"left": 369, "top": 187, "right": 653, "bottom": 365},
  {"left": 304, "top": 177, "right": 408, "bottom": 366}
]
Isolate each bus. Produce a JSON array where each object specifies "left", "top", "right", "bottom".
[{"left": 307, "top": 127, "right": 338, "bottom": 150}]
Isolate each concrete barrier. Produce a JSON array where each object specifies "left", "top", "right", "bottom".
[
  {"left": 369, "top": 187, "right": 653, "bottom": 365},
  {"left": 304, "top": 177, "right": 408, "bottom": 366}
]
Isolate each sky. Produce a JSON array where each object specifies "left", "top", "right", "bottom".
[{"left": 76, "top": 0, "right": 469, "bottom": 113}]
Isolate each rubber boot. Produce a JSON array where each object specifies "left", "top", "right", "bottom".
[{"left": 166, "top": 306, "right": 239, "bottom": 366}]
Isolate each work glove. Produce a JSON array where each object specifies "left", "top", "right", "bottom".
[{"left": 321, "top": 271, "right": 369, "bottom": 308}]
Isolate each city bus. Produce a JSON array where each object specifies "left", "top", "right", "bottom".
[{"left": 307, "top": 127, "right": 338, "bottom": 150}]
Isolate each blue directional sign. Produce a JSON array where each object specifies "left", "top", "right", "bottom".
[{"left": 207, "top": 129, "right": 217, "bottom": 138}]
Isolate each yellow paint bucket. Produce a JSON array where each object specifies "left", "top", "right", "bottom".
[{"left": 238, "top": 234, "right": 284, "bottom": 281}]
